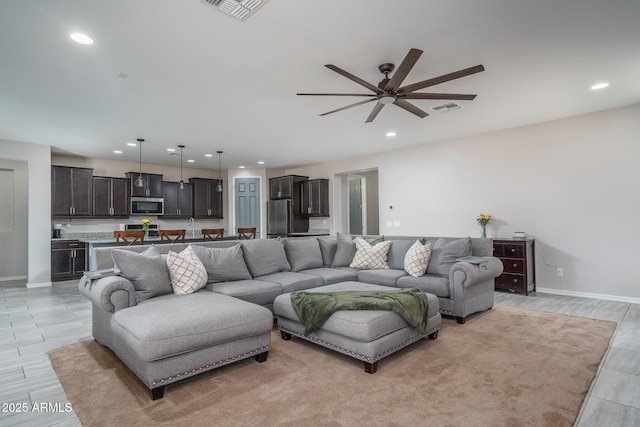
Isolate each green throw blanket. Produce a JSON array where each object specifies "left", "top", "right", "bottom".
[{"left": 290, "top": 288, "right": 429, "bottom": 336}]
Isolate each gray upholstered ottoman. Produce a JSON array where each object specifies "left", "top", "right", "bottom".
[{"left": 273, "top": 281, "right": 441, "bottom": 373}]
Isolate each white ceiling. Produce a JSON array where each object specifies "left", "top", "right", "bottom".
[{"left": 1, "top": 0, "right": 639, "bottom": 170}]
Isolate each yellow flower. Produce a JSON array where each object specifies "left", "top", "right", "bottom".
[
  {"left": 476, "top": 214, "right": 491, "bottom": 226},
  {"left": 141, "top": 218, "right": 152, "bottom": 225}
]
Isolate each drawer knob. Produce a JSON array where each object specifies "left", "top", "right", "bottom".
[
  {"left": 510, "top": 249, "right": 516, "bottom": 253},
  {"left": 513, "top": 263, "right": 517, "bottom": 267},
  {"left": 513, "top": 279, "right": 518, "bottom": 283}
]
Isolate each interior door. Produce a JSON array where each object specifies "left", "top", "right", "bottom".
[
  {"left": 348, "top": 177, "right": 363, "bottom": 235},
  {"left": 235, "top": 178, "right": 260, "bottom": 237}
]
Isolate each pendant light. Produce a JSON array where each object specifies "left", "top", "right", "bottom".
[
  {"left": 215, "top": 151, "right": 223, "bottom": 192},
  {"left": 135, "top": 138, "right": 145, "bottom": 188},
  {"left": 178, "top": 144, "right": 185, "bottom": 189}
]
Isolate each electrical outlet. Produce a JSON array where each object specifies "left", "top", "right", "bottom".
[{"left": 556, "top": 267, "right": 564, "bottom": 277}]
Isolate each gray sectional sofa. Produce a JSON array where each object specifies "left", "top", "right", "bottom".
[{"left": 81, "top": 233, "right": 503, "bottom": 399}]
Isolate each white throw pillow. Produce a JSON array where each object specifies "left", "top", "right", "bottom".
[
  {"left": 349, "top": 237, "right": 392, "bottom": 269},
  {"left": 166, "top": 245, "right": 208, "bottom": 295},
  {"left": 404, "top": 240, "right": 433, "bottom": 277}
]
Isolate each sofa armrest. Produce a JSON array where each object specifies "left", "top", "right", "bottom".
[
  {"left": 449, "top": 257, "right": 504, "bottom": 288},
  {"left": 78, "top": 275, "right": 137, "bottom": 313}
]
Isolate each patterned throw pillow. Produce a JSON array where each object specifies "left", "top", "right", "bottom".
[
  {"left": 404, "top": 240, "right": 433, "bottom": 277},
  {"left": 166, "top": 245, "right": 208, "bottom": 295},
  {"left": 349, "top": 237, "right": 392, "bottom": 269}
]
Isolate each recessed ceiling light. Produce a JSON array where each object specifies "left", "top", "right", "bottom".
[
  {"left": 205, "top": 154, "right": 213, "bottom": 157},
  {"left": 70, "top": 33, "right": 94, "bottom": 45},
  {"left": 239, "top": 166, "right": 246, "bottom": 169},
  {"left": 187, "top": 159, "right": 195, "bottom": 163},
  {"left": 257, "top": 161, "right": 265, "bottom": 165},
  {"left": 167, "top": 148, "right": 176, "bottom": 152},
  {"left": 386, "top": 132, "right": 397, "bottom": 137},
  {"left": 591, "top": 82, "right": 610, "bottom": 90},
  {"left": 113, "top": 150, "right": 123, "bottom": 154},
  {"left": 127, "top": 142, "right": 137, "bottom": 147}
]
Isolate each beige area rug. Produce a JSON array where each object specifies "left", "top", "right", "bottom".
[{"left": 49, "top": 305, "right": 616, "bottom": 427}]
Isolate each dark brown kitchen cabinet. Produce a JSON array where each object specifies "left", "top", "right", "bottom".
[
  {"left": 93, "top": 176, "right": 129, "bottom": 217},
  {"left": 51, "top": 240, "right": 87, "bottom": 281},
  {"left": 493, "top": 239, "right": 536, "bottom": 295},
  {"left": 269, "top": 175, "right": 308, "bottom": 200},
  {"left": 301, "top": 179, "right": 330, "bottom": 217},
  {"left": 51, "top": 166, "right": 93, "bottom": 217},
  {"left": 126, "top": 172, "right": 163, "bottom": 198},
  {"left": 189, "top": 178, "right": 223, "bottom": 219},
  {"left": 162, "top": 181, "right": 193, "bottom": 218}
]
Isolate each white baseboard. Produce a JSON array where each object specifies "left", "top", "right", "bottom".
[
  {"left": 536, "top": 287, "right": 640, "bottom": 305},
  {"left": 26, "top": 281, "right": 52, "bottom": 288}
]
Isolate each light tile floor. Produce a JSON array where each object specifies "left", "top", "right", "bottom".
[{"left": 0, "top": 280, "right": 638, "bottom": 426}]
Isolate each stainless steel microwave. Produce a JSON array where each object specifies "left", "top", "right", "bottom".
[{"left": 130, "top": 197, "right": 164, "bottom": 215}]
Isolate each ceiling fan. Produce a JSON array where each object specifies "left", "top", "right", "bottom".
[{"left": 297, "top": 48, "right": 484, "bottom": 123}]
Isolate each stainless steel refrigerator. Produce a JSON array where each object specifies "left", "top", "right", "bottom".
[{"left": 267, "top": 199, "right": 292, "bottom": 238}]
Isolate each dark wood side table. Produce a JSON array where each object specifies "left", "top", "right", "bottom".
[{"left": 492, "top": 239, "right": 535, "bottom": 295}]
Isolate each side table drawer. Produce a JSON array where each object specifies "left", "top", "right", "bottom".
[
  {"left": 494, "top": 243, "right": 525, "bottom": 258},
  {"left": 495, "top": 273, "right": 526, "bottom": 293},
  {"left": 500, "top": 258, "right": 525, "bottom": 273}
]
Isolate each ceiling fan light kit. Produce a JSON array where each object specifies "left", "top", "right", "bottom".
[{"left": 298, "top": 48, "right": 484, "bottom": 123}]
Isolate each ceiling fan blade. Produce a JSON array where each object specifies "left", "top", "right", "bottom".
[
  {"left": 365, "top": 103, "right": 385, "bottom": 123},
  {"left": 393, "top": 99, "right": 429, "bottom": 118},
  {"left": 399, "top": 64, "right": 485, "bottom": 94},
  {"left": 319, "top": 98, "right": 377, "bottom": 117},
  {"left": 384, "top": 48, "right": 423, "bottom": 92},
  {"left": 403, "top": 93, "right": 477, "bottom": 100},
  {"left": 325, "top": 64, "right": 381, "bottom": 93},
  {"left": 297, "top": 93, "right": 376, "bottom": 97}
]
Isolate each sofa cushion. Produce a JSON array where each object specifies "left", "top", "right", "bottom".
[
  {"left": 397, "top": 274, "right": 450, "bottom": 298},
  {"left": 241, "top": 239, "right": 291, "bottom": 277},
  {"left": 317, "top": 237, "right": 337, "bottom": 267},
  {"left": 284, "top": 238, "right": 323, "bottom": 272},
  {"left": 258, "top": 271, "right": 324, "bottom": 293},
  {"left": 350, "top": 238, "right": 391, "bottom": 269},
  {"left": 166, "top": 245, "right": 208, "bottom": 295},
  {"left": 357, "top": 269, "right": 406, "bottom": 287},
  {"left": 386, "top": 239, "right": 418, "bottom": 270},
  {"left": 205, "top": 279, "right": 282, "bottom": 307},
  {"left": 331, "top": 233, "right": 357, "bottom": 267},
  {"left": 427, "top": 237, "right": 472, "bottom": 277},
  {"left": 111, "top": 245, "right": 172, "bottom": 303},
  {"left": 404, "top": 240, "right": 433, "bottom": 278},
  {"left": 302, "top": 267, "right": 358, "bottom": 286},
  {"left": 191, "top": 244, "right": 252, "bottom": 284},
  {"left": 111, "top": 291, "right": 272, "bottom": 361}
]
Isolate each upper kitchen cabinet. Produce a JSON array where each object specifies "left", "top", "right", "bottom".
[
  {"left": 162, "top": 181, "right": 193, "bottom": 218},
  {"left": 126, "top": 172, "right": 163, "bottom": 198},
  {"left": 93, "top": 176, "right": 129, "bottom": 217},
  {"left": 269, "top": 175, "right": 308, "bottom": 200},
  {"left": 301, "top": 179, "right": 330, "bottom": 217},
  {"left": 189, "top": 178, "right": 223, "bottom": 219},
  {"left": 51, "top": 166, "right": 93, "bottom": 217}
]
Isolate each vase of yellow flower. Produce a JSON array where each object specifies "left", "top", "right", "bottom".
[
  {"left": 141, "top": 218, "right": 152, "bottom": 238},
  {"left": 477, "top": 214, "right": 491, "bottom": 238}
]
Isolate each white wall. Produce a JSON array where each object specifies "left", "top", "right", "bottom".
[
  {"left": 288, "top": 103, "right": 640, "bottom": 301},
  {"left": 0, "top": 139, "right": 51, "bottom": 287},
  {"left": 0, "top": 158, "right": 28, "bottom": 280}
]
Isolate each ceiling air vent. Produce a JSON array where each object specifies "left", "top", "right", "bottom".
[
  {"left": 199, "top": 0, "right": 268, "bottom": 21},
  {"left": 432, "top": 102, "right": 462, "bottom": 113}
]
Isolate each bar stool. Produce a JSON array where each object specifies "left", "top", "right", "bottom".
[
  {"left": 237, "top": 227, "right": 257, "bottom": 240},
  {"left": 159, "top": 229, "right": 186, "bottom": 243},
  {"left": 202, "top": 228, "right": 224, "bottom": 241},
  {"left": 114, "top": 230, "right": 145, "bottom": 246}
]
